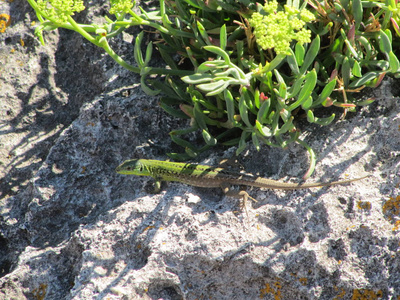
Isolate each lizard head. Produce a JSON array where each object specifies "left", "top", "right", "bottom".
[{"left": 115, "top": 159, "right": 151, "bottom": 176}]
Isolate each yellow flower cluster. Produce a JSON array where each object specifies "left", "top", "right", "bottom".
[
  {"left": 249, "top": 0, "right": 315, "bottom": 54},
  {"left": 36, "top": 0, "right": 85, "bottom": 23},
  {"left": 109, "top": 0, "right": 134, "bottom": 15}
]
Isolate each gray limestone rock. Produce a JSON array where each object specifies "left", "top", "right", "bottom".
[{"left": 1, "top": 1, "right": 400, "bottom": 299}]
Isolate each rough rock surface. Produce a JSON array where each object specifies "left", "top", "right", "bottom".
[{"left": 1, "top": 1, "right": 400, "bottom": 300}]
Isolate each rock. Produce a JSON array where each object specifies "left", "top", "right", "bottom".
[{"left": 1, "top": 1, "right": 399, "bottom": 299}]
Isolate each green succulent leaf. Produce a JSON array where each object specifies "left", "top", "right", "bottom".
[
  {"left": 256, "top": 98, "right": 271, "bottom": 124},
  {"left": 379, "top": 30, "right": 392, "bottom": 54},
  {"left": 197, "top": 80, "right": 229, "bottom": 95},
  {"left": 255, "top": 120, "right": 272, "bottom": 137},
  {"left": 140, "top": 76, "right": 160, "bottom": 96},
  {"left": 203, "top": 45, "right": 231, "bottom": 62},
  {"left": 224, "top": 90, "right": 237, "bottom": 124},
  {"left": 134, "top": 32, "right": 145, "bottom": 68},
  {"left": 388, "top": 51, "right": 400, "bottom": 72},
  {"left": 301, "top": 96, "right": 313, "bottom": 110},
  {"left": 288, "top": 69, "right": 317, "bottom": 111},
  {"left": 300, "top": 35, "right": 320, "bottom": 74},
  {"left": 307, "top": 110, "right": 335, "bottom": 125},
  {"left": 348, "top": 71, "right": 381, "bottom": 88},
  {"left": 239, "top": 94, "right": 252, "bottom": 128},
  {"left": 182, "top": 73, "right": 215, "bottom": 84},
  {"left": 236, "top": 131, "right": 250, "bottom": 156},
  {"left": 276, "top": 116, "right": 294, "bottom": 135},
  {"left": 286, "top": 48, "right": 300, "bottom": 75},
  {"left": 252, "top": 132, "right": 261, "bottom": 151},
  {"left": 170, "top": 134, "right": 197, "bottom": 151},
  {"left": 295, "top": 42, "right": 305, "bottom": 66},
  {"left": 312, "top": 79, "right": 336, "bottom": 107},
  {"left": 160, "top": 101, "right": 190, "bottom": 119},
  {"left": 296, "top": 139, "right": 316, "bottom": 180},
  {"left": 352, "top": 0, "right": 363, "bottom": 28},
  {"left": 352, "top": 61, "right": 362, "bottom": 77},
  {"left": 220, "top": 24, "right": 227, "bottom": 50},
  {"left": 342, "top": 57, "right": 351, "bottom": 87},
  {"left": 287, "top": 74, "right": 306, "bottom": 98},
  {"left": 194, "top": 103, "right": 208, "bottom": 130},
  {"left": 202, "top": 129, "right": 217, "bottom": 146}
]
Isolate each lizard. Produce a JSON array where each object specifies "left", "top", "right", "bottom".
[{"left": 115, "top": 159, "right": 369, "bottom": 214}]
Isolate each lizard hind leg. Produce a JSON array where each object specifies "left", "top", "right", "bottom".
[{"left": 220, "top": 183, "right": 257, "bottom": 217}]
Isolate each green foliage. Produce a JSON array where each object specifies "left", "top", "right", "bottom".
[{"left": 27, "top": 0, "right": 400, "bottom": 176}]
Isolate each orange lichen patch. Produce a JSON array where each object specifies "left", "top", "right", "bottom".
[
  {"left": 32, "top": 283, "right": 48, "bottom": 300},
  {"left": 351, "top": 289, "right": 383, "bottom": 299},
  {"left": 0, "top": 13, "right": 11, "bottom": 33},
  {"left": 333, "top": 286, "right": 346, "bottom": 299},
  {"left": 346, "top": 224, "right": 357, "bottom": 230},
  {"left": 392, "top": 220, "right": 400, "bottom": 231},
  {"left": 382, "top": 195, "right": 400, "bottom": 221},
  {"left": 298, "top": 277, "right": 307, "bottom": 286},
  {"left": 289, "top": 272, "right": 308, "bottom": 286},
  {"left": 143, "top": 225, "right": 155, "bottom": 231},
  {"left": 20, "top": 38, "right": 24, "bottom": 46},
  {"left": 357, "top": 201, "right": 372, "bottom": 210},
  {"left": 333, "top": 287, "right": 384, "bottom": 299},
  {"left": 259, "top": 280, "right": 282, "bottom": 300}
]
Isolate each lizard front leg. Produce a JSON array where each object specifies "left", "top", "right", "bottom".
[{"left": 149, "top": 177, "right": 162, "bottom": 193}]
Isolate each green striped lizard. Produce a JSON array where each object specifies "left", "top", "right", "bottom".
[{"left": 116, "top": 159, "right": 369, "bottom": 213}]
